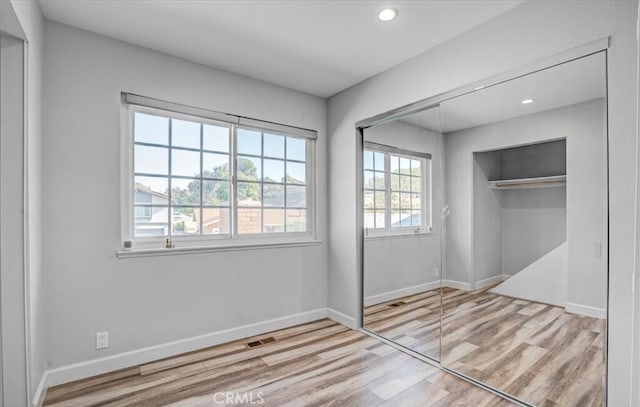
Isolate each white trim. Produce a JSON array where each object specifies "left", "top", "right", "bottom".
[
  {"left": 117, "top": 239, "right": 321, "bottom": 258},
  {"left": 565, "top": 302, "right": 607, "bottom": 319},
  {"left": 31, "top": 372, "right": 47, "bottom": 407},
  {"left": 327, "top": 308, "right": 356, "bottom": 329},
  {"left": 40, "top": 308, "right": 345, "bottom": 389},
  {"left": 474, "top": 274, "right": 511, "bottom": 290},
  {"left": 363, "top": 281, "right": 440, "bottom": 306},
  {"left": 442, "top": 279, "right": 471, "bottom": 291}
]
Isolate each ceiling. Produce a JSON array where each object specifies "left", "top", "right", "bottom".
[
  {"left": 400, "top": 51, "right": 606, "bottom": 132},
  {"left": 38, "top": 0, "right": 524, "bottom": 98}
]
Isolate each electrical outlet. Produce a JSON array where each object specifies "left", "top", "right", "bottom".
[
  {"left": 96, "top": 331, "right": 109, "bottom": 350},
  {"left": 435, "top": 268, "right": 440, "bottom": 276}
]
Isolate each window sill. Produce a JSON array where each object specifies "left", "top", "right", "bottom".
[
  {"left": 117, "top": 239, "right": 322, "bottom": 259},
  {"left": 365, "top": 232, "right": 433, "bottom": 241}
]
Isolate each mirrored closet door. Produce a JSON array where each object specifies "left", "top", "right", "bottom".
[
  {"left": 440, "top": 52, "right": 607, "bottom": 406},
  {"left": 359, "top": 50, "right": 608, "bottom": 407},
  {"left": 361, "top": 105, "right": 443, "bottom": 361}
]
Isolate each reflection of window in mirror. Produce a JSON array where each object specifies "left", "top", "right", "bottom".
[{"left": 363, "top": 146, "right": 431, "bottom": 236}]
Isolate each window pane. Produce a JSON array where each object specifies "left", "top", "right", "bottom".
[
  {"left": 135, "top": 145, "right": 168, "bottom": 175},
  {"left": 411, "top": 193, "right": 422, "bottom": 209},
  {"left": 364, "top": 170, "right": 375, "bottom": 189},
  {"left": 237, "top": 156, "right": 261, "bottom": 181},
  {"left": 374, "top": 152, "right": 385, "bottom": 171},
  {"left": 375, "top": 191, "right": 386, "bottom": 209},
  {"left": 263, "top": 209, "right": 285, "bottom": 233},
  {"left": 411, "top": 176, "right": 422, "bottom": 193},
  {"left": 237, "top": 128, "right": 262, "bottom": 155},
  {"left": 134, "top": 113, "right": 168, "bottom": 145},
  {"left": 172, "top": 149, "right": 200, "bottom": 177},
  {"left": 203, "top": 124, "right": 229, "bottom": 152},
  {"left": 364, "top": 210, "right": 375, "bottom": 229},
  {"left": 399, "top": 211, "right": 412, "bottom": 226},
  {"left": 171, "top": 178, "right": 200, "bottom": 205},
  {"left": 390, "top": 192, "right": 399, "bottom": 209},
  {"left": 390, "top": 174, "right": 400, "bottom": 191},
  {"left": 286, "top": 209, "right": 306, "bottom": 232},
  {"left": 203, "top": 180, "right": 230, "bottom": 206},
  {"left": 237, "top": 207, "right": 262, "bottom": 234},
  {"left": 134, "top": 206, "right": 168, "bottom": 237},
  {"left": 286, "top": 185, "right": 306, "bottom": 208},
  {"left": 237, "top": 182, "right": 262, "bottom": 205},
  {"left": 364, "top": 150, "right": 374, "bottom": 170},
  {"left": 400, "top": 175, "right": 411, "bottom": 192},
  {"left": 374, "top": 171, "right": 385, "bottom": 189},
  {"left": 171, "top": 118, "right": 200, "bottom": 149},
  {"left": 264, "top": 184, "right": 285, "bottom": 207},
  {"left": 412, "top": 211, "right": 422, "bottom": 227},
  {"left": 201, "top": 207, "right": 230, "bottom": 235},
  {"left": 390, "top": 156, "right": 400, "bottom": 173},
  {"left": 134, "top": 176, "right": 168, "bottom": 204},
  {"left": 364, "top": 190, "right": 375, "bottom": 209},
  {"left": 399, "top": 157, "right": 411, "bottom": 174},
  {"left": 374, "top": 210, "right": 386, "bottom": 228},
  {"left": 286, "top": 137, "right": 306, "bottom": 161},
  {"left": 400, "top": 192, "right": 411, "bottom": 209},
  {"left": 286, "top": 161, "right": 306, "bottom": 184},
  {"left": 391, "top": 210, "right": 400, "bottom": 226},
  {"left": 203, "top": 153, "right": 229, "bottom": 178},
  {"left": 172, "top": 207, "right": 199, "bottom": 235},
  {"left": 411, "top": 159, "right": 422, "bottom": 176},
  {"left": 264, "top": 134, "right": 285, "bottom": 159},
  {"left": 264, "top": 159, "right": 285, "bottom": 183}
]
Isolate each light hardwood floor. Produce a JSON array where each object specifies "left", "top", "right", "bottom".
[
  {"left": 364, "top": 286, "right": 606, "bottom": 407},
  {"left": 44, "top": 319, "right": 514, "bottom": 406}
]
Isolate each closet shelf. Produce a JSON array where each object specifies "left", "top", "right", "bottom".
[{"left": 488, "top": 175, "right": 566, "bottom": 190}]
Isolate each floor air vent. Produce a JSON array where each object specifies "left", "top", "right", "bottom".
[{"left": 246, "top": 337, "right": 276, "bottom": 349}]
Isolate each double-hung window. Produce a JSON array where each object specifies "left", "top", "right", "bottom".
[
  {"left": 122, "top": 94, "right": 316, "bottom": 251},
  {"left": 363, "top": 142, "right": 431, "bottom": 236}
]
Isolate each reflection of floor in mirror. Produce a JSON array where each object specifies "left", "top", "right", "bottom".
[
  {"left": 441, "top": 286, "right": 605, "bottom": 407},
  {"left": 43, "top": 318, "right": 516, "bottom": 406},
  {"left": 363, "top": 289, "right": 442, "bottom": 359}
]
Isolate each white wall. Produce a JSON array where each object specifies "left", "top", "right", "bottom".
[
  {"left": 3, "top": 0, "right": 45, "bottom": 404},
  {"left": 327, "top": 1, "right": 638, "bottom": 404},
  {"left": 362, "top": 120, "right": 442, "bottom": 304},
  {"left": 445, "top": 99, "right": 605, "bottom": 310},
  {"left": 42, "top": 20, "right": 328, "bottom": 374}
]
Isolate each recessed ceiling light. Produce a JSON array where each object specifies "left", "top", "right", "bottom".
[
  {"left": 378, "top": 8, "right": 398, "bottom": 22},
  {"left": 521, "top": 98, "right": 535, "bottom": 104}
]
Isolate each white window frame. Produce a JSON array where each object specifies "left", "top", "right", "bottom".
[
  {"left": 120, "top": 93, "right": 318, "bottom": 254},
  {"left": 363, "top": 142, "right": 432, "bottom": 238}
]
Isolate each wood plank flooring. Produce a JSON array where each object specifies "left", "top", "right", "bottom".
[
  {"left": 364, "top": 286, "right": 606, "bottom": 407},
  {"left": 44, "top": 319, "right": 513, "bottom": 407}
]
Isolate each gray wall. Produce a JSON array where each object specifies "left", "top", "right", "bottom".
[
  {"left": 326, "top": 2, "right": 638, "bottom": 404},
  {"left": 362, "top": 120, "right": 442, "bottom": 301},
  {"left": 42, "top": 21, "right": 328, "bottom": 370}
]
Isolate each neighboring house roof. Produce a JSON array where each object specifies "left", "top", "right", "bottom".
[{"left": 135, "top": 183, "right": 169, "bottom": 200}]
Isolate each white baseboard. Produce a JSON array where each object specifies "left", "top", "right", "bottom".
[
  {"left": 566, "top": 302, "right": 606, "bottom": 319},
  {"left": 363, "top": 281, "right": 440, "bottom": 307},
  {"left": 442, "top": 279, "right": 471, "bottom": 291},
  {"left": 32, "top": 371, "right": 49, "bottom": 407},
  {"left": 327, "top": 308, "right": 357, "bottom": 329},
  {"left": 40, "top": 307, "right": 332, "bottom": 395},
  {"left": 475, "top": 274, "right": 510, "bottom": 290}
]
